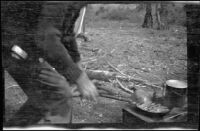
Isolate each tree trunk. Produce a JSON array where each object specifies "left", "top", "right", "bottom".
[
  {"left": 142, "top": 4, "right": 153, "bottom": 28},
  {"left": 155, "top": 3, "right": 169, "bottom": 30},
  {"left": 155, "top": 4, "right": 162, "bottom": 30}
]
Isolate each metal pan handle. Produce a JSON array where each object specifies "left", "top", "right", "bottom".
[{"left": 99, "top": 94, "right": 133, "bottom": 103}]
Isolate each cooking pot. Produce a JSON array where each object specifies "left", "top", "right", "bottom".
[{"left": 162, "top": 80, "right": 187, "bottom": 109}]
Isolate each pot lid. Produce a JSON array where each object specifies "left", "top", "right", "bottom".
[{"left": 166, "top": 80, "right": 187, "bottom": 89}]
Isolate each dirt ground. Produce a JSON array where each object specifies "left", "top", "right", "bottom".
[{"left": 4, "top": 19, "right": 187, "bottom": 124}]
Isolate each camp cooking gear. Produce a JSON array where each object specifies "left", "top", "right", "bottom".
[
  {"left": 100, "top": 93, "right": 170, "bottom": 118},
  {"left": 100, "top": 85, "right": 170, "bottom": 118},
  {"left": 134, "top": 102, "right": 170, "bottom": 118},
  {"left": 162, "top": 80, "right": 187, "bottom": 109},
  {"left": 100, "top": 79, "right": 187, "bottom": 118}
]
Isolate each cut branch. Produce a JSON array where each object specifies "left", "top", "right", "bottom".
[
  {"left": 116, "top": 79, "right": 134, "bottom": 94},
  {"left": 82, "top": 57, "right": 97, "bottom": 64},
  {"left": 80, "top": 46, "right": 100, "bottom": 52},
  {"left": 107, "top": 61, "right": 128, "bottom": 77}
]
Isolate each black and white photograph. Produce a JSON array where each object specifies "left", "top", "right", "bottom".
[{"left": 2, "top": 1, "right": 199, "bottom": 130}]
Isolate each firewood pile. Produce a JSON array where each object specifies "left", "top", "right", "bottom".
[{"left": 80, "top": 46, "right": 165, "bottom": 102}]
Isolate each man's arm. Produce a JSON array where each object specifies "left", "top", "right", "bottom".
[
  {"left": 34, "top": 2, "right": 98, "bottom": 101},
  {"left": 36, "top": 2, "right": 85, "bottom": 82},
  {"left": 37, "top": 26, "right": 98, "bottom": 101},
  {"left": 37, "top": 26, "right": 82, "bottom": 84},
  {"left": 61, "top": 2, "right": 87, "bottom": 63}
]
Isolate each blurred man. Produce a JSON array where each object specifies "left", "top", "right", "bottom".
[{"left": 2, "top": 1, "right": 98, "bottom": 126}]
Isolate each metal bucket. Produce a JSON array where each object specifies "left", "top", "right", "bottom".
[{"left": 162, "top": 80, "right": 187, "bottom": 109}]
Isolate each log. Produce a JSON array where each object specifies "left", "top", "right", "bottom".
[
  {"left": 87, "top": 70, "right": 117, "bottom": 82},
  {"left": 86, "top": 69, "right": 163, "bottom": 89},
  {"left": 94, "top": 81, "right": 117, "bottom": 95},
  {"left": 93, "top": 80, "right": 131, "bottom": 98},
  {"left": 70, "top": 82, "right": 132, "bottom": 101}
]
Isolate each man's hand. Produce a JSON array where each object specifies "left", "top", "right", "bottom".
[
  {"left": 76, "top": 71, "right": 99, "bottom": 101},
  {"left": 76, "top": 60, "right": 83, "bottom": 70},
  {"left": 37, "top": 59, "right": 80, "bottom": 98},
  {"left": 75, "top": 60, "right": 99, "bottom": 101}
]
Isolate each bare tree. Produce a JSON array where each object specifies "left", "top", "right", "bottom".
[
  {"left": 142, "top": 4, "right": 153, "bottom": 28},
  {"left": 136, "top": 4, "right": 145, "bottom": 12},
  {"left": 155, "top": 3, "right": 169, "bottom": 30}
]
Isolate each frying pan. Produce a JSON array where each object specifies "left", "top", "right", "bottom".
[{"left": 100, "top": 93, "right": 170, "bottom": 118}]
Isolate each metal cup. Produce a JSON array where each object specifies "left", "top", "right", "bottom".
[{"left": 162, "top": 80, "right": 187, "bottom": 109}]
